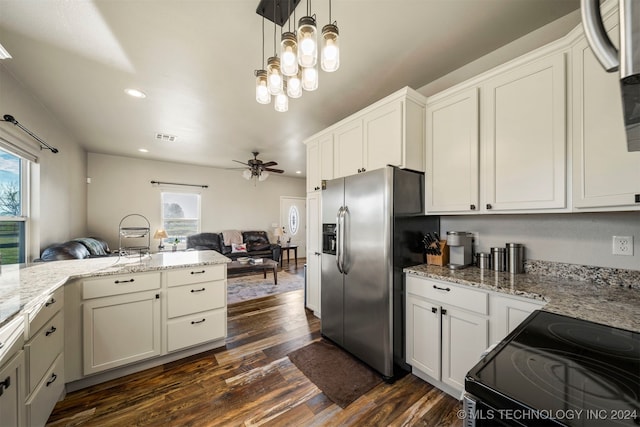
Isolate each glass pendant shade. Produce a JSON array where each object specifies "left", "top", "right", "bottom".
[
  {"left": 287, "top": 72, "right": 302, "bottom": 98},
  {"left": 274, "top": 80, "right": 289, "bottom": 112},
  {"left": 267, "top": 56, "right": 283, "bottom": 95},
  {"left": 302, "top": 65, "right": 318, "bottom": 91},
  {"left": 242, "top": 169, "right": 252, "bottom": 180},
  {"left": 255, "top": 70, "right": 271, "bottom": 104},
  {"left": 297, "top": 16, "right": 317, "bottom": 67},
  {"left": 258, "top": 171, "right": 270, "bottom": 181},
  {"left": 321, "top": 24, "right": 340, "bottom": 72},
  {"left": 280, "top": 32, "right": 298, "bottom": 77}
]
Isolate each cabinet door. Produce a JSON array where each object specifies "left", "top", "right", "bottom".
[
  {"left": 441, "top": 306, "right": 488, "bottom": 392},
  {"left": 305, "top": 191, "right": 321, "bottom": 313},
  {"left": 489, "top": 294, "right": 544, "bottom": 345},
  {"left": 364, "top": 100, "right": 403, "bottom": 171},
  {"left": 405, "top": 295, "right": 441, "bottom": 379},
  {"left": 333, "top": 119, "right": 363, "bottom": 178},
  {"left": 572, "top": 20, "right": 640, "bottom": 210},
  {"left": 483, "top": 53, "right": 566, "bottom": 211},
  {"left": 83, "top": 291, "right": 161, "bottom": 375},
  {"left": 0, "top": 352, "right": 25, "bottom": 427},
  {"left": 306, "top": 138, "right": 321, "bottom": 192},
  {"left": 319, "top": 133, "right": 334, "bottom": 182},
  {"left": 426, "top": 88, "right": 479, "bottom": 213}
]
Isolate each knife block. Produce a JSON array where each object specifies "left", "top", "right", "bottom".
[{"left": 426, "top": 240, "right": 449, "bottom": 266}]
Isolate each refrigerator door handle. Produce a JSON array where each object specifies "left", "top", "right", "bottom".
[
  {"left": 336, "top": 207, "right": 344, "bottom": 273},
  {"left": 341, "top": 206, "right": 349, "bottom": 274}
]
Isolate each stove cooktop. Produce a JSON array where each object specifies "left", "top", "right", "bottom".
[{"left": 466, "top": 311, "right": 640, "bottom": 426}]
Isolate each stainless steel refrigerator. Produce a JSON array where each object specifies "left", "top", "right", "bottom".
[{"left": 321, "top": 166, "right": 439, "bottom": 380}]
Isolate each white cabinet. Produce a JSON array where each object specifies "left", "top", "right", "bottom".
[
  {"left": 306, "top": 133, "right": 334, "bottom": 193},
  {"left": 0, "top": 351, "right": 25, "bottom": 427},
  {"left": 333, "top": 119, "right": 364, "bottom": 178},
  {"left": 571, "top": 15, "right": 640, "bottom": 210},
  {"left": 405, "top": 275, "right": 488, "bottom": 397},
  {"left": 81, "top": 272, "right": 162, "bottom": 375},
  {"left": 482, "top": 53, "right": 567, "bottom": 212},
  {"left": 165, "top": 265, "right": 227, "bottom": 353},
  {"left": 305, "top": 191, "right": 322, "bottom": 314},
  {"left": 425, "top": 87, "right": 479, "bottom": 213},
  {"left": 489, "top": 293, "right": 544, "bottom": 345}
]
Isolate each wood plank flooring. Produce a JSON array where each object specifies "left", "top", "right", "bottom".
[{"left": 47, "top": 265, "right": 463, "bottom": 426}]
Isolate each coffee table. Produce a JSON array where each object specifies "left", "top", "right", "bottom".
[{"left": 226, "top": 258, "right": 278, "bottom": 285}]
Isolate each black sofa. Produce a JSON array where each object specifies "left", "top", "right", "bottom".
[
  {"left": 186, "top": 231, "right": 280, "bottom": 261},
  {"left": 39, "top": 237, "right": 112, "bottom": 261}
]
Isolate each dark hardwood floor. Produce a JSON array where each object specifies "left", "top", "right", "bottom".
[{"left": 47, "top": 260, "right": 463, "bottom": 426}]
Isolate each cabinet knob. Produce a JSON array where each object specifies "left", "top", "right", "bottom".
[
  {"left": 431, "top": 307, "right": 437, "bottom": 314},
  {"left": 362, "top": 168, "right": 366, "bottom": 172},
  {"left": 470, "top": 204, "right": 476, "bottom": 210},
  {"left": 441, "top": 308, "right": 447, "bottom": 315},
  {"left": 486, "top": 203, "right": 493, "bottom": 210},
  {"left": 357, "top": 168, "right": 362, "bottom": 173},
  {"left": 635, "top": 194, "right": 639, "bottom": 203}
]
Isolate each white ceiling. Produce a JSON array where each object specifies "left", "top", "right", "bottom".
[{"left": 0, "top": 0, "right": 579, "bottom": 177}]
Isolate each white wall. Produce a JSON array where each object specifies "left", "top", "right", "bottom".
[
  {"left": 87, "top": 153, "right": 306, "bottom": 251},
  {"left": 0, "top": 66, "right": 87, "bottom": 260}
]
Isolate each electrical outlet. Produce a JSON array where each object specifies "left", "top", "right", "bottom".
[{"left": 612, "top": 236, "right": 633, "bottom": 256}]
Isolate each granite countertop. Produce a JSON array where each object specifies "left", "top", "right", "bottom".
[
  {"left": 404, "top": 264, "right": 640, "bottom": 333},
  {"left": 0, "top": 250, "right": 230, "bottom": 328}
]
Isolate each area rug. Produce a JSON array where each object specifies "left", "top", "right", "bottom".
[
  {"left": 227, "top": 269, "right": 304, "bottom": 304},
  {"left": 287, "top": 339, "right": 382, "bottom": 408}
]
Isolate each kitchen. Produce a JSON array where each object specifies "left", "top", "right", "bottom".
[{"left": 0, "top": 0, "right": 639, "bottom": 426}]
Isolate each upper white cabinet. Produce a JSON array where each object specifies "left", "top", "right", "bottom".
[
  {"left": 483, "top": 53, "right": 567, "bottom": 212},
  {"left": 571, "top": 14, "right": 640, "bottom": 211},
  {"left": 305, "top": 87, "right": 426, "bottom": 188},
  {"left": 426, "top": 87, "right": 479, "bottom": 213},
  {"left": 306, "top": 132, "right": 334, "bottom": 193},
  {"left": 425, "top": 52, "right": 567, "bottom": 214}
]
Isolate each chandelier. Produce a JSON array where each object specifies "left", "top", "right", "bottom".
[{"left": 255, "top": 0, "right": 340, "bottom": 112}]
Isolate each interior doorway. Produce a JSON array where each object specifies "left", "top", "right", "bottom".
[{"left": 279, "top": 196, "right": 306, "bottom": 262}]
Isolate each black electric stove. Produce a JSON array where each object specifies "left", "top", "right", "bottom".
[{"left": 464, "top": 310, "right": 640, "bottom": 427}]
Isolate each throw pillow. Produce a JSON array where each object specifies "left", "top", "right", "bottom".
[{"left": 231, "top": 243, "right": 247, "bottom": 253}]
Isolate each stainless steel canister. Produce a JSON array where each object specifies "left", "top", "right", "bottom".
[
  {"left": 506, "top": 243, "right": 525, "bottom": 274},
  {"left": 491, "top": 247, "right": 506, "bottom": 272},
  {"left": 476, "top": 252, "right": 491, "bottom": 270}
]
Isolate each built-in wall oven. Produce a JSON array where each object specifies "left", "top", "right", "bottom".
[{"left": 464, "top": 310, "right": 640, "bottom": 427}]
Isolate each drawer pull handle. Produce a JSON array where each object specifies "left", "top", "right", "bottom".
[
  {"left": 0, "top": 376, "right": 10, "bottom": 396},
  {"left": 433, "top": 285, "right": 451, "bottom": 292},
  {"left": 190, "top": 270, "right": 206, "bottom": 275},
  {"left": 46, "top": 373, "right": 57, "bottom": 387},
  {"left": 191, "top": 319, "right": 206, "bottom": 325},
  {"left": 45, "top": 326, "right": 57, "bottom": 336},
  {"left": 115, "top": 279, "right": 135, "bottom": 284},
  {"left": 45, "top": 298, "right": 56, "bottom": 307},
  {"left": 190, "top": 288, "right": 206, "bottom": 293}
]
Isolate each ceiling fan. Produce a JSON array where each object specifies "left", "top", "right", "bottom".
[{"left": 232, "top": 151, "right": 284, "bottom": 181}]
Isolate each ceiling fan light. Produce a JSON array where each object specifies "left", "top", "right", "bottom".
[
  {"left": 321, "top": 24, "right": 340, "bottom": 72},
  {"left": 287, "top": 72, "right": 303, "bottom": 98},
  {"left": 302, "top": 65, "right": 318, "bottom": 91},
  {"left": 242, "top": 169, "right": 252, "bottom": 180},
  {"left": 258, "top": 171, "right": 270, "bottom": 181},
  {"left": 255, "top": 69, "right": 271, "bottom": 104},
  {"left": 267, "top": 56, "right": 283, "bottom": 95},
  {"left": 297, "top": 16, "right": 317, "bottom": 68},
  {"left": 280, "top": 32, "right": 299, "bottom": 77}
]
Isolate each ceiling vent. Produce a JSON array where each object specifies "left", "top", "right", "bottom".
[{"left": 155, "top": 133, "right": 177, "bottom": 142}]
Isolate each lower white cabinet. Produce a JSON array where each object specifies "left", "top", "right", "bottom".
[
  {"left": 83, "top": 290, "right": 161, "bottom": 375},
  {"left": 0, "top": 350, "right": 25, "bottom": 427},
  {"left": 405, "top": 274, "right": 545, "bottom": 397},
  {"left": 26, "top": 353, "right": 64, "bottom": 427},
  {"left": 305, "top": 191, "right": 321, "bottom": 314}
]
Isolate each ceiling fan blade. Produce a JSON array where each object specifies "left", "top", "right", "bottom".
[
  {"left": 233, "top": 160, "right": 249, "bottom": 166},
  {"left": 264, "top": 168, "right": 284, "bottom": 173},
  {"left": 261, "top": 161, "right": 277, "bottom": 167}
]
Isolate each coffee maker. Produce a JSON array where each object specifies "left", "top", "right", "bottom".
[{"left": 446, "top": 231, "right": 474, "bottom": 269}]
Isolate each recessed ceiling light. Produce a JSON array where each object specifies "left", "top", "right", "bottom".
[
  {"left": 125, "top": 88, "right": 146, "bottom": 98},
  {"left": 138, "top": 148, "right": 149, "bottom": 153},
  {"left": 0, "top": 43, "right": 12, "bottom": 60},
  {"left": 296, "top": 171, "right": 301, "bottom": 174}
]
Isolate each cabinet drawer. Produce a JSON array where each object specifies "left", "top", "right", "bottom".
[
  {"left": 167, "top": 282, "right": 225, "bottom": 319},
  {"left": 166, "top": 265, "right": 225, "bottom": 287},
  {"left": 26, "top": 352, "right": 64, "bottom": 427},
  {"left": 82, "top": 272, "right": 160, "bottom": 299},
  {"left": 406, "top": 275, "right": 488, "bottom": 315},
  {"left": 26, "top": 287, "right": 64, "bottom": 340},
  {"left": 167, "top": 309, "right": 226, "bottom": 352},
  {"left": 26, "top": 310, "right": 63, "bottom": 394}
]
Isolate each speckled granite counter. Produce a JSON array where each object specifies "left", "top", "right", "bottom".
[
  {"left": 404, "top": 264, "right": 640, "bottom": 333},
  {"left": 0, "top": 250, "right": 230, "bottom": 328}
]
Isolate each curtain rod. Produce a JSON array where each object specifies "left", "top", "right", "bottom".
[
  {"left": 2, "top": 114, "right": 59, "bottom": 153},
  {"left": 151, "top": 180, "right": 209, "bottom": 189}
]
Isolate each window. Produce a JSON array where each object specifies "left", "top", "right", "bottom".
[
  {"left": 0, "top": 147, "right": 28, "bottom": 264},
  {"left": 288, "top": 205, "right": 299, "bottom": 236},
  {"left": 161, "top": 192, "right": 200, "bottom": 244}
]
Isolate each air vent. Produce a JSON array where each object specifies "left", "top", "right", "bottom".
[{"left": 155, "top": 133, "right": 177, "bottom": 142}]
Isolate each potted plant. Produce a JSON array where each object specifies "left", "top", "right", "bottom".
[{"left": 172, "top": 238, "right": 179, "bottom": 252}]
